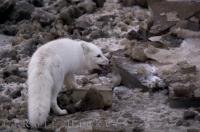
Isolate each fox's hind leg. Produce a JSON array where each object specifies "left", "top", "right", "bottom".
[{"left": 51, "top": 80, "right": 67, "bottom": 115}]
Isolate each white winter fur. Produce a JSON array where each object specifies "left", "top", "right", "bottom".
[{"left": 28, "top": 38, "right": 109, "bottom": 128}]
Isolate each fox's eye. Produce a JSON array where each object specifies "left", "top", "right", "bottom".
[{"left": 96, "top": 54, "right": 101, "bottom": 58}]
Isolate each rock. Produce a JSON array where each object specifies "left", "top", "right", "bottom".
[
  {"left": 148, "top": 0, "right": 200, "bottom": 35},
  {"left": 119, "top": 0, "right": 136, "bottom": 6},
  {"left": 183, "top": 110, "right": 197, "bottom": 120},
  {"left": 177, "top": 61, "right": 197, "bottom": 74},
  {"left": 89, "top": 29, "right": 108, "bottom": 39},
  {"left": 3, "top": 65, "right": 19, "bottom": 78},
  {"left": 92, "top": 0, "right": 105, "bottom": 7},
  {"left": 111, "top": 51, "right": 165, "bottom": 89},
  {"left": 78, "top": 88, "right": 106, "bottom": 111},
  {"left": 58, "top": 85, "right": 112, "bottom": 113},
  {"left": 0, "top": 47, "right": 18, "bottom": 61},
  {"left": 0, "top": 95, "right": 12, "bottom": 104},
  {"left": 0, "top": 0, "right": 15, "bottom": 23},
  {"left": 29, "top": 0, "right": 44, "bottom": 7},
  {"left": 77, "top": 0, "right": 96, "bottom": 14},
  {"left": 176, "top": 119, "right": 190, "bottom": 127},
  {"left": 9, "top": 87, "right": 22, "bottom": 99},
  {"left": 159, "top": 34, "right": 183, "bottom": 48},
  {"left": 2, "top": 25, "right": 18, "bottom": 36},
  {"left": 187, "top": 128, "right": 200, "bottom": 132},
  {"left": 59, "top": 6, "right": 83, "bottom": 25},
  {"left": 125, "top": 41, "right": 148, "bottom": 62},
  {"left": 126, "top": 29, "right": 147, "bottom": 41},
  {"left": 171, "top": 83, "right": 195, "bottom": 98},
  {"left": 14, "top": 38, "right": 38, "bottom": 56},
  {"left": 36, "top": 32, "right": 58, "bottom": 44},
  {"left": 75, "top": 16, "right": 92, "bottom": 30},
  {"left": 113, "top": 86, "right": 133, "bottom": 100},
  {"left": 10, "top": 1, "right": 35, "bottom": 22},
  {"left": 120, "top": 0, "right": 147, "bottom": 8},
  {"left": 4, "top": 75, "right": 25, "bottom": 83},
  {"left": 171, "top": 28, "right": 200, "bottom": 38},
  {"left": 32, "top": 9, "right": 55, "bottom": 26},
  {"left": 173, "top": 20, "right": 200, "bottom": 32}
]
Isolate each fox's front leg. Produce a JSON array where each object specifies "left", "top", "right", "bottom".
[{"left": 64, "top": 74, "right": 78, "bottom": 90}]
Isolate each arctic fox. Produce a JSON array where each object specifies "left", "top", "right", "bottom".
[{"left": 27, "top": 38, "right": 109, "bottom": 128}]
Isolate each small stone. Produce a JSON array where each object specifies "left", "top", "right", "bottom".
[
  {"left": 3, "top": 65, "right": 19, "bottom": 78},
  {"left": 176, "top": 119, "right": 191, "bottom": 127},
  {"left": 75, "top": 17, "right": 92, "bottom": 30},
  {"left": 4, "top": 75, "right": 25, "bottom": 83},
  {"left": 32, "top": 9, "right": 55, "bottom": 26},
  {"left": 77, "top": 0, "right": 96, "bottom": 14},
  {"left": 0, "top": 95, "right": 12, "bottom": 104},
  {"left": 14, "top": 38, "right": 38, "bottom": 56},
  {"left": 126, "top": 29, "right": 147, "bottom": 41},
  {"left": 89, "top": 29, "right": 108, "bottom": 39},
  {"left": 10, "top": 87, "right": 22, "bottom": 99},
  {"left": 176, "top": 119, "right": 183, "bottom": 126},
  {"left": 183, "top": 110, "right": 197, "bottom": 120},
  {"left": 59, "top": 6, "right": 83, "bottom": 25}
]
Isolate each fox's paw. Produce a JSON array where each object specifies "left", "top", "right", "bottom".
[{"left": 58, "top": 109, "right": 68, "bottom": 115}]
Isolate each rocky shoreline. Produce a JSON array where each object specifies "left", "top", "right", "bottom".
[{"left": 1, "top": 0, "right": 200, "bottom": 131}]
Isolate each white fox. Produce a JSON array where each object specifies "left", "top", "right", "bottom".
[{"left": 27, "top": 38, "right": 109, "bottom": 128}]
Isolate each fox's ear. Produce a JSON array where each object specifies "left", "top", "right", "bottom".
[{"left": 81, "top": 43, "right": 90, "bottom": 53}]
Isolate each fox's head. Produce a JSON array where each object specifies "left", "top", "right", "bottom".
[{"left": 81, "top": 42, "right": 109, "bottom": 70}]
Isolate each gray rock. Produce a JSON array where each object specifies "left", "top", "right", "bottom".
[
  {"left": 75, "top": 17, "right": 92, "bottom": 30},
  {"left": 176, "top": 119, "right": 190, "bottom": 127},
  {"left": 0, "top": 95, "right": 12, "bottom": 104},
  {"left": 3, "top": 65, "right": 19, "bottom": 78},
  {"left": 9, "top": 87, "right": 22, "bottom": 99},
  {"left": 4, "top": 75, "right": 25, "bottom": 83},
  {"left": 14, "top": 38, "right": 38, "bottom": 56},
  {"left": 2, "top": 25, "right": 18, "bottom": 36},
  {"left": 89, "top": 29, "right": 109, "bottom": 39},
  {"left": 32, "top": 9, "right": 55, "bottom": 26},
  {"left": 77, "top": 0, "right": 96, "bottom": 14},
  {"left": 126, "top": 29, "right": 148, "bottom": 41},
  {"left": 59, "top": 6, "right": 83, "bottom": 25},
  {"left": 9, "top": 1, "right": 35, "bottom": 22},
  {"left": 183, "top": 110, "right": 197, "bottom": 120}
]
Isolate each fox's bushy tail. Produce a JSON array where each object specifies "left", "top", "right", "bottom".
[{"left": 28, "top": 69, "right": 53, "bottom": 128}]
